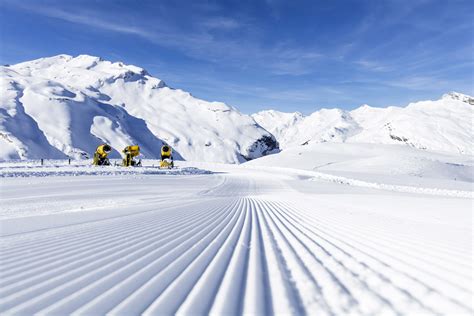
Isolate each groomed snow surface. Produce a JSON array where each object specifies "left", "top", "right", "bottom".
[{"left": 1, "top": 144, "right": 472, "bottom": 315}]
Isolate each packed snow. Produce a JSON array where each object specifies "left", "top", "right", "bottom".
[
  {"left": 252, "top": 92, "right": 474, "bottom": 155},
  {"left": 0, "top": 55, "right": 278, "bottom": 163},
  {"left": 0, "top": 142, "right": 472, "bottom": 315}
]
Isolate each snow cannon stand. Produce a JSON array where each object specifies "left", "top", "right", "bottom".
[{"left": 159, "top": 158, "right": 174, "bottom": 169}]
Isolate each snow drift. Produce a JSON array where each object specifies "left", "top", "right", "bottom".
[
  {"left": 253, "top": 92, "right": 474, "bottom": 155},
  {"left": 0, "top": 55, "right": 278, "bottom": 163}
]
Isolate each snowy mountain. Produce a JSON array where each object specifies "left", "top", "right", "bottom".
[
  {"left": 2, "top": 54, "right": 471, "bottom": 162},
  {"left": 252, "top": 92, "right": 474, "bottom": 155},
  {"left": 0, "top": 54, "right": 278, "bottom": 163}
]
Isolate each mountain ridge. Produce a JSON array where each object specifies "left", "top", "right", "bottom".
[
  {"left": 0, "top": 54, "right": 278, "bottom": 162},
  {"left": 252, "top": 91, "right": 473, "bottom": 155},
  {"left": 1, "top": 54, "right": 472, "bottom": 162}
]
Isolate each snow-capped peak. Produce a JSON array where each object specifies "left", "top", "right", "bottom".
[
  {"left": 10, "top": 54, "right": 155, "bottom": 84},
  {"left": 442, "top": 91, "right": 474, "bottom": 105},
  {"left": 0, "top": 54, "right": 278, "bottom": 162}
]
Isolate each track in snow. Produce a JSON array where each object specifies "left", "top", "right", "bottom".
[{"left": 0, "top": 173, "right": 472, "bottom": 315}]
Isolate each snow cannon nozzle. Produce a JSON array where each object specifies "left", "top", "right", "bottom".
[
  {"left": 103, "top": 144, "right": 111, "bottom": 153},
  {"left": 123, "top": 145, "right": 139, "bottom": 153}
]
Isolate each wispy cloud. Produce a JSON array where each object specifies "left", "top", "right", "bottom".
[
  {"left": 3, "top": 0, "right": 472, "bottom": 111},
  {"left": 199, "top": 17, "right": 242, "bottom": 30},
  {"left": 4, "top": 0, "right": 326, "bottom": 76},
  {"left": 353, "top": 60, "right": 391, "bottom": 72},
  {"left": 14, "top": 5, "right": 155, "bottom": 39}
]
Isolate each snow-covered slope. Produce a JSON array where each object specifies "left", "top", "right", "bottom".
[
  {"left": 0, "top": 55, "right": 278, "bottom": 163},
  {"left": 253, "top": 92, "right": 474, "bottom": 155},
  {"left": 1, "top": 160, "right": 472, "bottom": 315},
  {"left": 251, "top": 110, "right": 304, "bottom": 142},
  {"left": 245, "top": 142, "right": 473, "bottom": 193},
  {"left": 253, "top": 108, "right": 361, "bottom": 147}
]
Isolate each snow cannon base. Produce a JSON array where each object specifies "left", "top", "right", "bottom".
[
  {"left": 159, "top": 159, "right": 174, "bottom": 169},
  {"left": 121, "top": 159, "right": 142, "bottom": 167}
]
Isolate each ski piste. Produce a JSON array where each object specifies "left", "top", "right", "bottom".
[{"left": 0, "top": 156, "right": 472, "bottom": 315}]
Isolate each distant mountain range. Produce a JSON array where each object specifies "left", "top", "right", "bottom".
[
  {"left": 253, "top": 92, "right": 473, "bottom": 155},
  {"left": 1, "top": 54, "right": 472, "bottom": 162}
]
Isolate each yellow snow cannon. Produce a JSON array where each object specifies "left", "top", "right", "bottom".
[
  {"left": 159, "top": 145, "right": 174, "bottom": 169},
  {"left": 92, "top": 144, "right": 112, "bottom": 166},
  {"left": 122, "top": 145, "right": 141, "bottom": 167}
]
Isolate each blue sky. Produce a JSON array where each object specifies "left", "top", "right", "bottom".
[{"left": 1, "top": 0, "right": 473, "bottom": 114}]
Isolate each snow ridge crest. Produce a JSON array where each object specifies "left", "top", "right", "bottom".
[{"left": 442, "top": 91, "right": 474, "bottom": 105}]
